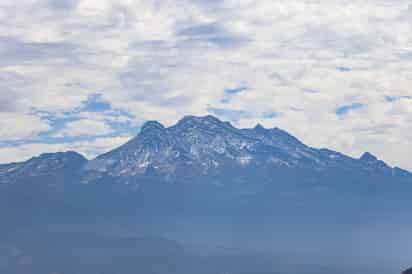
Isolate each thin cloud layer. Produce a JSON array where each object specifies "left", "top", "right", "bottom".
[{"left": 0, "top": 0, "right": 411, "bottom": 169}]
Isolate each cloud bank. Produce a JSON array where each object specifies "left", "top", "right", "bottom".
[{"left": 0, "top": 0, "right": 411, "bottom": 169}]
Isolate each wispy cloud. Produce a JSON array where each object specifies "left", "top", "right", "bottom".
[
  {"left": 336, "top": 67, "right": 352, "bottom": 72},
  {"left": 224, "top": 86, "right": 249, "bottom": 95},
  {"left": 176, "top": 22, "right": 250, "bottom": 49},
  {"left": 384, "top": 96, "right": 412, "bottom": 103},
  {"left": 263, "top": 112, "right": 281, "bottom": 119},
  {"left": 47, "top": 0, "right": 79, "bottom": 10},
  {"left": 0, "top": 36, "right": 79, "bottom": 66}
]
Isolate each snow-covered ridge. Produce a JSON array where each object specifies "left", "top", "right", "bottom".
[
  {"left": 85, "top": 115, "right": 408, "bottom": 178},
  {"left": 1, "top": 115, "right": 410, "bottom": 182}
]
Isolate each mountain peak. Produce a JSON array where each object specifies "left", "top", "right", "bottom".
[
  {"left": 140, "top": 120, "right": 165, "bottom": 133},
  {"left": 174, "top": 115, "right": 233, "bottom": 129},
  {"left": 179, "top": 114, "right": 220, "bottom": 123},
  {"left": 360, "top": 152, "right": 378, "bottom": 162},
  {"left": 29, "top": 151, "right": 87, "bottom": 164},
  {"left": 254, "top": 123, "right": 266, "bottom": 131}
]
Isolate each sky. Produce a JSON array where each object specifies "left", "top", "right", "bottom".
[{"left": 0, "top": 0, "right": 411, "bottom": 170}]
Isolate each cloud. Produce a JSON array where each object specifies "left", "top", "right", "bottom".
[
  {"left": 263, "top": 112, "right": 281, "bottom": 119},
  {"left": 47, "top": 0, "right": 79, "bottom": 10},
  {"left": 176, "top": 22, "right": 250, "bottom": 49},
  {"left": 207, "top": 107, "right": 252, "bottom": 122},
  {"left": 224, "top": 86, "right": 248, "bottom": 95},
  {"left": 0, "top": 136, "right": 132, "bottom": 164},
  {"left": 54, "top": 119, "right": 113, "bottom": 137},
  {"left": 0, "top": 112, "right": 51, "bottom": 140},
  {"left": 336, "top": 67, "right": 352, "bottom": 72},
  {"left": 384, "top": 95, "right": 412, "bottom": 103},
  {"left": 0, "top": 0, "right": 412, "bottom": 170},
  {"left": 0, "top": 36, "right": 78, "bottom": 66}
]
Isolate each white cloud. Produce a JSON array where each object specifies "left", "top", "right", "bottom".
[
  {"left": 0, "top": 0, "right": 411, "bottom": 169},
  {"left": 0, "top": 135, "right": 132, "bottom": 163},
  {"left": 0, "top": 112, "right": 51, "bottom": 139},
  {"left": 54, "top": 119, "right": 113, "bottom": 137}
]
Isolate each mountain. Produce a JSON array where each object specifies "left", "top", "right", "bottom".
[
  {"left": 1, "top": 114, "right": 411, "bottom": 210},
  {"left": 1, "top": 114, "right": 411, "bottom": 213},
  {"left": 0, "top": 151, "right": 87, "bottom": 184},
  {"left": 0, "top": 115, "right": 411, "bottom": 274},
  {"left": 82, "top": 115, "right": 408, "bottom": 181},
  {"left": 2, "top": 115, "right": 410, "bottom": 184}
]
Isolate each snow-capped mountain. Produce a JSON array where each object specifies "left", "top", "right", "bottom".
[
  {"left": 0, "top": 115, "right": 411, "bottom": 185},
  {"left": 83, "top": 115, "right": 409, "bottom": 180}
]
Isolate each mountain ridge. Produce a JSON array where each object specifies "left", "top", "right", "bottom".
[{"left": 1, "top": 115, "right": 411, "bottom": 184}]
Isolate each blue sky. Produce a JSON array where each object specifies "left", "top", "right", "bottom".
[{"left": 0, "top": 0, "right": 412, "bottom": 170}]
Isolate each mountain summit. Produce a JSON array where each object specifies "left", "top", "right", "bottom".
[{"left": 360, "top": 152, "right": 379, "bottom": 162}]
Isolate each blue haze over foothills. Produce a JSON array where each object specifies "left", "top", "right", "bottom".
[{"left": 1, "top": 0, "right": 412, "bottom": 274}]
